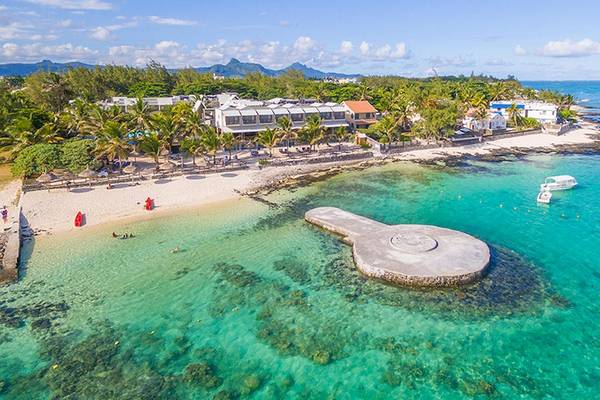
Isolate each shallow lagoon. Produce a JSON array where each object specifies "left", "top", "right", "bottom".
[{"left": 1, "top": 154, "right": 599, "bottom": 399}]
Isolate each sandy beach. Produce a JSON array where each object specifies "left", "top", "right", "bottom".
[{"left": 16, "top": 124, "right": 599, "bottom": 235}]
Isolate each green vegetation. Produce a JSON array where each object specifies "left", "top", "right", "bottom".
[{"left": 0, "top": 64, "right": 577, "bottom": 177}]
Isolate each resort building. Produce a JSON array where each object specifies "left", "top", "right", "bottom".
[
  {"left": 342, "top": 101, "right": 379, "bottom": 131},
  {"left": 99, "top": 95, "right": 197, "bottom": 112},
  {"left": 490, "top": 100, "right": 558, "bottom": 124},
  {"left": 213, "top": 98, "right": 349, "bottom": 140},
  {"left": 462, "top": 108, "right": 507, "bottom": 134}
]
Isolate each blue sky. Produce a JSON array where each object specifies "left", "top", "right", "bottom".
[{"left": 1, "top": 0, "right": 600, "bottom": 79}]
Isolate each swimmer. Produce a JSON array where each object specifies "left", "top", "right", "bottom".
[{"left": 171, "top": 246, "right": 180, "bottom": 253}]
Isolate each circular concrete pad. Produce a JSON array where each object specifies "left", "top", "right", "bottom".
[{"left": 353, "top": 225, "right": 489, "bottom": 286}]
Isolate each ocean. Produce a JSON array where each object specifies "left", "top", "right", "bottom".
[
  {"left": 523, "top": 80, "right": 600, "bottom": 113},
  {"left": 0, "top": 153, "right": 598, "bottom": 399}
]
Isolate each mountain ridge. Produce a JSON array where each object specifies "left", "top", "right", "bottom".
[{"left": 0, "top": 58, "right": 361, "bottom": 79}]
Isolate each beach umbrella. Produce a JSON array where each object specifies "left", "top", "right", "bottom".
[
  {"left": 36, "top": 172, "right": 57, "bottom": 184},
  {"left": 129, "top": 150, "right": 141, "bottom": 163},
  {"left": 159, "top": 162, "right": 175, "bottom": 172},
  {"left": 123, "top": 164, "right": 137, "bottom": 174},
  {"left": 78, "top": 168, "right": 98, "bottom": 179}
]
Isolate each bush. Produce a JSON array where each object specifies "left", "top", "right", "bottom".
[
  {"left": 11, "top": 144, "right": 62, "bottom": 178},
  {"left": 60, "top": 139, "right": 98, "bottom": 173}
]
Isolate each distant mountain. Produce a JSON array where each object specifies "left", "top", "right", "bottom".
[
  {"left": 0, "top": 58, "right": 361, "bottom": 79},
  {"left": 195, "top": 58, "right": 361, "bottom": 79},
  {"left": 0, "top": 59, "right": 96, "bottom": 76}
]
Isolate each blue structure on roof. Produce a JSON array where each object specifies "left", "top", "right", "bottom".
[{"left": 490, "top": 102, "right": 525, "bottom": 109}]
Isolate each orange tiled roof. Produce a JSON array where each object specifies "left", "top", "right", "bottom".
[{"left": 343, "top": 100, "right": 377, "bottom": 113}]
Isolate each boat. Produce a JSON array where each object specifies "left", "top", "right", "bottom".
[
  {"left": 74, "top": 211, "right": 83, "bottom": 227},
  {"left": 537, "top": 191, "right": 552, "bottom": 204},
  {"left": 540, "top": 175, "right": 578, "bottom": 192}
]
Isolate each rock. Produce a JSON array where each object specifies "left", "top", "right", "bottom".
[
  {"left": 311, "top": 350, "right": 331, "bottom": 365},
  {"left": 183, "top": 363, "right": 222, "bottom": 389},
  {"left": 240, "top": 374, "right": 262, "bottom": 395}
]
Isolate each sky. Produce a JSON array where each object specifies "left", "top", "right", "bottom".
[{"left": 1, "top": 0, "right": 600, "bottom": 80}]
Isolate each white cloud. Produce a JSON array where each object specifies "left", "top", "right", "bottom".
[
  {"left": 391, "top": 43, "right": 407, "bottom": 58},
  {"left": 148, "top": 16, "right": 197, "bottom": 26},
  {"left": 339, "top": 41, "right": 353, "bottom": 55},
  {"left": 155, "top": 40, "right": 179, "bottom": 51},
  {"left": 25, "top": 0, "right": 112, "bottom": 10},
  {"left": 374, "top": 44, "right": 391, "bottom": 58},
  {"left": 89, "top": 20, "right": 137, "bottom": 40},
  {"left": 539, "top": 38, "right": 600, "bottom": 57},
  {"left": 1, "top": 42, "right": 98, "bottom": 62},
  {"left": 90, "top": 26, "right": 111, "bottom": 40},
  {"left": 293, "top": 36, "right": 315, "bottom": 52},
  {"left": 59, "top": 19, "right": 73, "bottom": 28},
  {"left": 514, "top": 44, "right": 526, "bottom": 56},
  {"left": 359, "top": 41, "right": 370, "bottom": 55},
  {"left": 0, "top": 23, "right": 27, "bottom": 40}
]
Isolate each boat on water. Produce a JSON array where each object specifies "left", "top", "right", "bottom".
[
  {"left": 537, "top": 191, "right": 552, "bottom": 204},
  {"left": 540, "top": 175, "right": 578, "bottom": 192}
]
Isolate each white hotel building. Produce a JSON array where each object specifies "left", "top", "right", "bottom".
[
  {"left": 213, "top": 98, "right": 349, "bottom": 139},
  {"left": 490, "top": 100, "right": 558, "bottom": 124}
]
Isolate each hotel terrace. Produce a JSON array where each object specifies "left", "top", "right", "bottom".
[{"left": 213, "top": 97, "right": 351, "bottom": 140}]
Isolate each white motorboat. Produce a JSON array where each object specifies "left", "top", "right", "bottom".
[
  {"left": 537, "top": 191, "right": 552, "bottom": 204},
  {"left": 540, "top": 175, "right": 578, "bottom": 192}
]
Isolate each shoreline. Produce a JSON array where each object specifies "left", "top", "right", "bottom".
[{"left": 19, "top": 123, "right": 600, "bottom": 237}]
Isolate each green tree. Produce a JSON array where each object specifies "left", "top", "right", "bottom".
[
  {"left": 1, "top": 116, "right": 63, "bottom": 159},
  {"left": 374, "top": 114, "right": 399, "bottom": 150},
  {"left": 139, "top": 132, "right": 163, "bottom": 170},
  {"left": 300, "top": 115, "right": 324, "bottom": 151},
  {"left": 220, "top": 132, "right": 235, "bottom": 159},
  {"left": 11, "top": 144, "right": 62, "bottom": 178},
  {"left": 95, "top": 121, "right": 130, "bottom": 172},
  {"left": 180, "top": 135, "right": 204, "bottom": 167},
  {"left": 201, "top": 127, "right": 221, "bottom": 165},
  {"left": 255, "top": 128, "right": 280, "bottom": 156},
  {"left": 331, "top": 126, "right": 348, "bottom": 151},
  {"left": 276, "top": 115, "right": 295, "bottom": 149},
  {"left": 506, "top": 103, "right": 524, "bottom": 127},
  {"left": 60, "top": 139, "right": 97, "bottom": 173}
]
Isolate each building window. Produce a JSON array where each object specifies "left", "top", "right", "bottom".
[
  {"left": 334, "top": 112, "right": 345, "bottom": 120},
  {"left": 225, "top": 116, "right": 240, "bottom": 126},
  {"left": 320, "top": 112, "right": 332, "bottom": 120},
  {"left": 242, "top": 115, "right": 257, "bottom": 125},
  {"left": 291, "top": 113, "right": 304, "bottom": 122},
  {"left": 259, "top": 115, "right": 273, "bottom": 124}
]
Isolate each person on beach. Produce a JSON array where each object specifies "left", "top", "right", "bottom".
[
  {"left": 112, "top": 232, "right": 118, "bottom": 238},
  {"left": 1, "top": 206, "right": 7, "bottom": 223}
]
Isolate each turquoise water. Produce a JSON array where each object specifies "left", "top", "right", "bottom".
[
  {"left": 524, "top": 80, "right": 600, "bottom": 110},
  {"left": 1, "top": 154, "right": 599, "bottom": 399}
]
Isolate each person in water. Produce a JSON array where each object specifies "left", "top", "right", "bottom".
[
  {"left": 112, "top": 232, "right": 118, "bottom": 238},
  {"left": 171, "top": 246, "right": 180, "bottom": 253}
]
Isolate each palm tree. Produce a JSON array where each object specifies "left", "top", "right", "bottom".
[
  {"left": 150, "top": 110, "right": 181, "bottom": 155},
  {"left": 60, "top": 98, "right": 91, "bottom": 137},
  {"left": 255, "top": 128, "right": 280, "bottom": 156},
  {"left": 139, "top": 132, "right": 162, "bottom": 171},
  {"left": 376, "top": 114, "right": 399, "bottom": 150},
  {"left": 331, "top": 126, "right": 348, "bottom": 151},
  {"left": 1, "top": 116, "right": 63, "bottom": 158},
  {"left": 276, "top": 116, "right": 295, "bottom": 149},
  {"left": 507, "top": 103, "right": 524, "bottom": 127},
  {"left": 95, "top": 121, "right": 130, "bottom": 173},
  {"left": 201, "top": 127, "right": 221, "bottom": 165},
  {"left": 220, "top": 132, "right": 235, "bottom": 159},
  {"left": 180, "top": 135, "right": 204, "bottom": 167},
  {"left": 300, "top": 115, "right": 324, "bottom": 151},
  {"left": 128, "top": 97, "right": 151, "bottom": 132}
]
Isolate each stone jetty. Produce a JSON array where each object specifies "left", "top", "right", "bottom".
[{"left": 305, "top": 207, "right": 490, "bottom": 287}]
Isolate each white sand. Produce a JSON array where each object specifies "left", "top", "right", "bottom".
[{"left": 20, "top": 125, "right": 599, "bottom": 235}]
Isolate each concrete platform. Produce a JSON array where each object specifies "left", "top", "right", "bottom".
[{"left": 305, "top": 207, "right": 490, "bottom": 287}]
